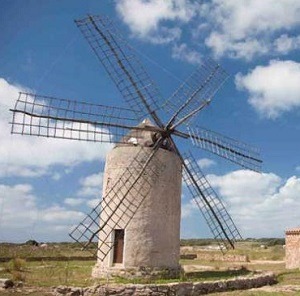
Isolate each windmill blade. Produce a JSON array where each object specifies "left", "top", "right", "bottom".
[
  {"left": 10, "top": 92, "right": 143, "bottom": 144},
  {"left": 165, "top": 58, "right": 229, "bottom": 129},
  {"left": 69, "top": 145, "right": 165, "bottom": 260},
  {"left": 182, "top": 151, "right": 242, "bottom": 253},
  {"left": 187, "top": 126, "right": 262, "bottom": 172},
  {"left": 75, "top": 15, "right": 163, "bottom": 127}
]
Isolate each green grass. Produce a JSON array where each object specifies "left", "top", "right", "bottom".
[
  {"left": 277, "top": 269, "right": 300, "bottom": 285},
  {"left": 232, "top": 243, "right": 285, "bottom": 261}
]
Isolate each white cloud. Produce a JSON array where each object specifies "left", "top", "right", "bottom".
[
  {"left": 235, "top": 60, "right": 300, "bottom": 118},
  {"left": 115, "top": 0, "right": 300, "bottom": 60},
  {"left": 64, "top": 197, "right": 85, "bottom": 207},
  {"left": 0, "top": 183, "right": 84, "bottom": 242},
  {"left": 207, "top": 0, "right": 300, "bottom": 40},
  {"left": 197, "top": 158, "right": 216, "bottom": 169},
  {"left": 181, "top": 200, "right": 197, "bottom": 218},
  {"left": 41, "top": 206, "right": 84, "bottom": 223},
  {"left": 147, "top": 27, "right": 182, "bottom": 45},
  {"left": 116, "top": 0, "right": 197, "bottom": 43},
  {"left": 205, "top": 33, "right": 269, "bottom": 60},
  {"left": 207, "top": 170, "right": 300, "bottom": 237},
  {"left": 172, "top": 43, "right": 202, "bottom": 64},
  {"left": 78, "top": 172, "right": 103, "bottom": 197},
  {"left": 0, "top": 78, "right": 112, "bottom": 178},
  {"left": 86, "top": 198, "right": 100, "bottom": 208},
  {"left": 274, "top": 34, "right": 300, "bottom": 54},
  {"left": 51, "top": 172, "right": 61, "bottom": 181},
  {"left": 80, "top": 172, "right": 103, "bottom": 187},
  {"left": 203, "top": 0, "right": 300, "bottom": 59}
]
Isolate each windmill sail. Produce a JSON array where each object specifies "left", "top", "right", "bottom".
[
  {"left": 182, "top": 152, "right": 242, "bottom": 252},
  {"left": 187, "top": 126, "right": 262, "bottom": 172},
  {"left": 75, "top": 15, "right": 163, "bottom": 127},
  {"left": 10, "top": 92, "right": 141, "bottom": 144},
  {"left": 69, "top": 146, "right": 165, "bottom": 260},
  {"left": 165, "top": 58, "right": 229, "bottom": 129}
]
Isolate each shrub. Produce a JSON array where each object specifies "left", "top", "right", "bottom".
[
  {"left": 4, "top": 258, "right": 27, "bottom": 282},
  {"left": 11, "top": 271, "right": 26, "bottom": 282},
  {"left": 25, "top": 240, "right": 39, "bottom": 246}
]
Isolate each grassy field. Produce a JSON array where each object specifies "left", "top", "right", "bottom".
[
  {"left": 0, "top": 242, "right": 95, "bottom": 259},
  {"left": 0, "top": 240, "right": 300, "bottom": 295}
]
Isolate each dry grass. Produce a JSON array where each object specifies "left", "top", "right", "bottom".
[
  {"left": 0, "top": 259, "right": 98, "bottom": 287},
  {"left": 0, "top": 240, "right": 297, "bottom": 296},
  {"left": 0, "top": 242, "right": 95, "bottom": 259}
]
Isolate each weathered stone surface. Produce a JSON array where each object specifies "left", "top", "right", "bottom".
[
  {"left": 196, "top": 253, "right": 249, "bottom": 263},
  {"left": 93, "top": 144, "right": 182, "bottom": 279},
  {"left": 54, "top": 271, "right": 277, "bottom": 296},
  {"left": 286, "top": 227, "right": 300, "bottom": 269},
  {"left": 169, "top": 282, "right": 193, "bottom": 296}
]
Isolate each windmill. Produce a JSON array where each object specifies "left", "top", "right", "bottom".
[{"left": 10, "top": 15, "right": 262, "bottom": 278}]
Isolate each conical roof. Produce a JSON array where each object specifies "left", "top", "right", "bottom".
[{"left": 117, "top": 118, "right": 157, "bottom": 147}]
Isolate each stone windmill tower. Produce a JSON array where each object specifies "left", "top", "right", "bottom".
[{"left": 10, "top": 15, "right": 262, "bottom": 278}]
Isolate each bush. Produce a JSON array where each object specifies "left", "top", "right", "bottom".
[
  {"left": 25, "top": 239, "right": 39, "bottom": 246},
  {"left": 4, "top": 258, "right": 27, "bottom": 282},
  {"left": 11, "top": 271, "right": 26, "bottom": 282}
]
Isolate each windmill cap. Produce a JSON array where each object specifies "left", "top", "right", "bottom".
[{"left": 117, "top": 118, "right": 157, "bottom": 148}]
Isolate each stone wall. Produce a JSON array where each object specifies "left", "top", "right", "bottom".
[
  {"left": 285, "top": 227, "right": 300, "bottom": 269},
  {"left": 53, "top": 272, "right": 276, "bottom": 296},
  {"left": 180, "top": 247, "right": 248, "bottom": 263},
  {"left": 196, "top": 253, "right": 249, "bottom": 263}
]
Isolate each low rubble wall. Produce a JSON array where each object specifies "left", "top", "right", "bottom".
[{"left": 53, "top": 271, "right": 276, "bottom": 296}]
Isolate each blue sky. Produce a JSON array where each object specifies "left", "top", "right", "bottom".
[{"left": 0, "top": 0, "right": 300, "bottom": 242}]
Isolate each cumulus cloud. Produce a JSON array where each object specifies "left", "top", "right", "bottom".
[
  {"left": 172, "top": 43, "right": 202, "bottom": 64},
  {"left": 181, "top": 200, "right": 198, "bottom": 218},
  {"left": 116, "top": 0, "right": 197, "bottom": 43},
  {"left": 0, "top": 183, "right": 84, "bottom": 242},
  {"left": 197, "top": 158, "right": 216, "bottom": 169},
  {"left": 64, "top": 197, "right": 85, "bottom": 207},
  {"left": 274, "top": 34, "right": 300, "bottom": 54},
  {"left": 205, "top": 33, "right": 269, "bottom": 60},
  {"left": 78, "top": 172, "right": 103, "bottom": 197},
  {"left": 0, "top": 78, "right": 112, "bottom": 178},
  {"left": 207, "top": 170, "right": 300, "bottom": 237},
  {"left": 203, "top": 0, "right": 300, "bottom": 59},
  {"left": 235, "top": 60, "right": 300, "bottom": 118},
  {"left": 115, "top": 0, "right": 300, "bottom": 60},
  {"left": 86, "top": 198, "right": 100, "bottom": 208}
]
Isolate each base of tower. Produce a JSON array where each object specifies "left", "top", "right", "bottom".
[{"left": 92, "top": 263, "right": 182, "bottom": 280}]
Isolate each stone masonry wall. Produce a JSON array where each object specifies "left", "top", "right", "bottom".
[
  {"left": 53, "top": 272, "right": 276, "bottom": 296},
  {"left": 286, "top": 227, "right": 300, "bottom": 269}
]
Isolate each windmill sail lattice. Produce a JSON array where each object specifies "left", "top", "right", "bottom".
[
  {"left": 183, "top": 152, "right": 242, "bottom": 253},
  {"left": 10, "top": 92, "right": 140, "bottom": 143},
  {"left": 165, "top": 58, "right": 229, "bottom": 129},
  {"left": 10, "top": 14, "right": 263, "bottom": 261},
  {"left": 75, "top": 15, "right": 163, "bottom": 126},
  {"left": 187, "top": 126, "right": 262, "bottom": 172}
]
